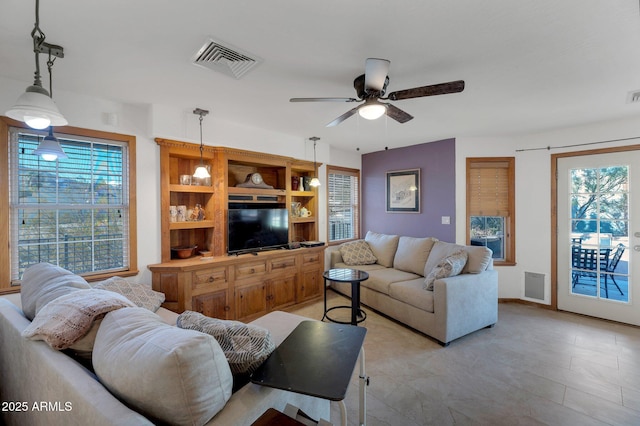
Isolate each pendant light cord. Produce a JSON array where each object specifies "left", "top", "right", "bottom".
[
  {"left": 31, "top": 0, "right": 46, "bottom": 88},
  {"left": 199, "top": 113, "right": 204, "bottom": 159}
]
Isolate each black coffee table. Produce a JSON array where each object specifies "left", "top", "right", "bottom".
[
  {"left": 251, "top": 320, "right": 368, "bottom": 426},
  {"left": 322, "top": 268, "right": 369, "bottom": 325}
]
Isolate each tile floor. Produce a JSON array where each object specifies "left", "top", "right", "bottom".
[{"left": 289, "top": 291, "right": 640, "bottom": 426}]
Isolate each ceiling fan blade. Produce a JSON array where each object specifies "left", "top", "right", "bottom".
[
  {"left": 364, "top": 58, "right": 390, "bottom": 92},
  {"left": 385, "top": 104, "right": 413, "bottom": 124},
  {"left": 290, "top": 97, "right": 358, "bottom": 102},
  {"left": 387, "top": 80, "right": 465, "bottom": 101},
  {"left": 326, "top": 106, "right": 360, "bottom": 127}
]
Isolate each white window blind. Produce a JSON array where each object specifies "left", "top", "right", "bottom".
[
  {"left": 9, "top": 128, "right": 130, "bottom": 282},
  {"left": 328, "top": 167, "right": 360, "bottom": 242}
]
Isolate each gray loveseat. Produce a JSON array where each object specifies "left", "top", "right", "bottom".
[
  {"left": 329, "top": 231, "right": 498, "bottom": 345},
  {"left": 0, "top": 270, "right": 329, "bottom": 426}
]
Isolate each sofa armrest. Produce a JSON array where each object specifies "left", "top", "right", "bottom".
[
  {"left": 328, "top": 247, "right": 343, "bottom": 269},
  {"left": 432, "top": 270, "right": 498, "bottom": 344}
]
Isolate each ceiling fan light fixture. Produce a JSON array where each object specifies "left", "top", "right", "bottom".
[
  {"left": 33, "top": 126, "right": 67, "bottom": 161},
  {"left": 358, "top": 101, "right": 386, "bottom": 120}
]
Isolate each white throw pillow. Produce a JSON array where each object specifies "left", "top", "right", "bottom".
[
  {"left": 21, "top": 289, "right": 135, "bottom": 350},
  {"left": 424, "top": 250, "right": 468, "bottom": 291},
  {"left": 93, "top": 307, "right": 232, "bottom": 426},
  {"left": 20, "top": 262, "right": 91, "bottom": 321},
  {"left": 365, "top": 231, "right": 400, "bottom": 268},
  {"left": 94, "top": 277, "right": 165, "bottom": 312},
  {"left": 339, "top": 240, "right": 377, "bottom": 265}
]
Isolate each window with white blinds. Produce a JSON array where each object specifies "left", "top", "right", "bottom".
[
  {"left": 466, "top": 157, "right": 516, "bottom": 265},
  {"left": 327, "top": 166, "right": 360, "bottom": 242},
  {"left": 9, "top": 127, "right": 131, "bottom": 281}
]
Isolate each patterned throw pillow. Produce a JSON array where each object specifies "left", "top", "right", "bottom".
[
  {"left": 94, "top": 277, "right": 165, "bottom": 312},
  {"left": 423, "top": 250, "right": 468, "bottom": 291},
  {"left": 177, "top": 311, "right": 275, "bottom": 374},
  {"left": 339, "top": 240, "right": 377, "bottom": 265}
]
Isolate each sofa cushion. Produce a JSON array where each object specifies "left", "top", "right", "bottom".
[
  {"left": 21, "top": 289, "right": 135, "bottom": 350},
  {"left": 424, "top": 250, "right": 468, "bottom": 291},
  {"left": 363, "top": 268, "right": 421, "bottom": 295},
  {"left": 94, "top": 277, "right": 165, "bottom": 312},
  {"left": 339, "top": 240, "right": 377, "bottom": 265},
  {"left": 424, "top": 241, "right": 492, "bottom": 276},
  {"left": 389, "top": 278, "right": 435, "bottom": 313},
  {"left": 93, "top": 307, "right": 232, "bottom": 426},
  {"left": 177, "top": 310, "right": 275, "bottom": 374},
  {"left": 461, "top": 245, "right": 493, "bottom": 274},
  {"left": 365, "top": 231, "right": 400, "bottom": 267},
  {"left": 393, "top": 236, "right": 438, "bottom": 276},
  {"left": 20, "top": 262, "right": 91, "bottom": 321}
]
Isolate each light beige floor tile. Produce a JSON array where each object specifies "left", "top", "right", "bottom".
[{"left": 287, "top": 296, "right": 640, "bottom": 426}]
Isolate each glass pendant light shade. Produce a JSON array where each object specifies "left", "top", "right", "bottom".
[
  {"left": 6, "top": 84, "right": 68, "bottom": 130},
  {"left": 33, "top": 127, "right": 67, "bottom": 161},
  {"left": 309, "top": 177, "right": 321, "bottom": 187},
  {"left": 358, "top": 99, "right": 386, "bottom": 120},
  {"left": 193, "top": 164, "right": 210, "bottom": 179}
]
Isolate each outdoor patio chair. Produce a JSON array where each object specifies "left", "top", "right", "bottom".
[{"left": 602, "top": 243, "right": 625, "bottom": 298}]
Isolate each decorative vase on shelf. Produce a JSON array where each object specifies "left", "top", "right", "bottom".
[
  {"left": 291, "top": 176, "right": 299, "bottom": 191},
  {"left": 291, "top": 202, "right": 301, "bottom": 217}
]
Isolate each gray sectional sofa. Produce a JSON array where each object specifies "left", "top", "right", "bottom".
[
  {"left": 0, "top": 265, "right": 329, "bottom": 426},
  {"left": 329, "top": 231, "right": 498, "bottom": 345}
]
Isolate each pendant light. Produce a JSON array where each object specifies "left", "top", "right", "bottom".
[
  {"left": 193, "top": 108, "right": 211, "bottom": 179},
  {"left": 33, "top": 126, "right": 67, "bottom": 161},
  {"left": 5, "top": 0, "right": 68, "bottom": 130},
  {"left": 309, "top": 136, "right": 321, "bottom": 187}
]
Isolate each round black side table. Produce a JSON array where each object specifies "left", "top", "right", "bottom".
[{"left": 322, "top": 268, "right": 369, "bottom": 326}]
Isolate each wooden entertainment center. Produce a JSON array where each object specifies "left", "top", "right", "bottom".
[{"left": 148, "top": 139, "right": 325, "bottom": 321}]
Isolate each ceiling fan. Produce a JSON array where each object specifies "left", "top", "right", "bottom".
[{"left": 290, "top": 58, "right": 465, "bottom": 127}]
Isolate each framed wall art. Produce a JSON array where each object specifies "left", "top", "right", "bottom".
[{"left": 386, "top": 168, "right": 420, "bottom": 213}]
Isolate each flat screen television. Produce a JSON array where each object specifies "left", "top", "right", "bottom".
[{"left": 227, "top": 204, "right": 289, "bottom": 254}]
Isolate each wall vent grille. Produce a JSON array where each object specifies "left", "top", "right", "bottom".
[
  {"left": 626, "top": 90, "right": 640, "bottom": 103},
  {"left": 192, "top": 38, "right": 262, "bottom": 79},
  {"left": 524, "top": 272, "right": 545, "bottom": 301}
]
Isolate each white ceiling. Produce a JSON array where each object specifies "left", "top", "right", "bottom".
[{"left": 2, "top": 0, "right": 640, "bottom": 153}]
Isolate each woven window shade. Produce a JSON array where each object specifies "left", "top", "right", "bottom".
[{"left": 469, "top": 161, "right": 510, "bottom": 216}]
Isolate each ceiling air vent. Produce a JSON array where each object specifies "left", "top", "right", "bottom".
[{"left": 192, "top": 38, "right": 262, "bottom": 79}]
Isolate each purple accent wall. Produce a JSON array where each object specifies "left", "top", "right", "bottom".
[{"left": 361, "top": 138, "right": 456, "bottom": 242}]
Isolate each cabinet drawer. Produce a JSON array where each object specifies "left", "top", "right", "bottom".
[
  {"left": 192, "top": 267, "right": 228, "bottom": 292},
  {"left": 302, "top": 252, "right": 321, "bottom": 266},
  {"left": 269, "top": 255, "right": 297, "bottom": 272},
  {"left": 234, "top": 261, "right": 267, "bottom": 280}
]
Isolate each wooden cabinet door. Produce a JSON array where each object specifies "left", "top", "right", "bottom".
[
  {"left": 269, "top": 274, "right": 297, "bottom": 311},
  {"left": 235, "top": 283, "right": 268, "bottom": 321},
  {"left": 193, "top": 291, "right": 229, "bottom": 319},
  {"left": 299, "top": 268, "right": 321, "bottom": 302}
]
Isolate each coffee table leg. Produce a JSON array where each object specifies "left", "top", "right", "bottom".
[
  {"left": 322, "top": 277, "right": 328, "bottom": 321},
  {"left": 351, "top": 280, "right": 359, "bottom": 325}
]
